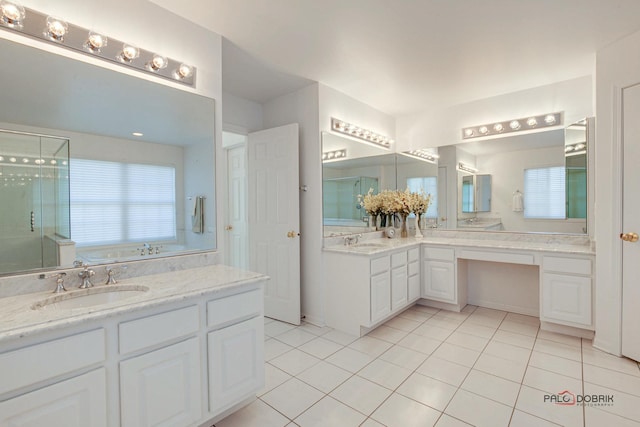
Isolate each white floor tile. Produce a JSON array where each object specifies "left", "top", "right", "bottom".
[
  {"left": 397, "top": 333, "right": 442, "bottom": 354},
  {"left": 265, "top": 321, "right": 297, "bottom": 337},
  {"left": 445, "top": 330, "right": 490, "bottom": 352},
  {"left": 456, "top": 322, "right": 497, "bottom": 338},
  {"left": 385, "top": 316, "right": 422, "bottom": 332},
  {"left": 474, "top": 353, "right": 528, "bottom": 383},
  {"left": 297, "top": 322, "right": 332, "bottom": 336},
  {"left": 348, "top": 336, "right": 393, "bottom": 358},
  {"left": 523, "top": 366, "right": 582, "bottom": 395},
  {"left": 445, "top": 389, "right": 512, "bottom": 427},
  {"left": 536, "top": 330, "right": 582, "bottom": 348},
  {"left": 294, "top": 396, "right": 366, "bottom": 427},
  {"left": 434, "top": 414, "right": 473, "bottom": 426},
  {"left": 413, "top": 323, "right": 454, "bottom": 340},
  {"left": 270, "top": 348, "right": 321, "bottom": 376},
  {"left": 258, "top": 363, "right": 292, "bottom": 396},
  {"left": 367, "top": 325, "right": 409, "bottom": 343},
  {"left": 460, "top": 369, "right": 520, "bottom": 406},
  {"left": 585, "top": 405, "right": 640, "bottom": 427},
  {"left": 396, "top": 372, "right": 458, "bottom": 410},
  {"left": 265, "top": 338, "right": 295, "bottom": 361},
  {"left": 584, "top": 381, "right": 640, "bottom": 421},
  {"left": 416, "top": 356, "right": 471, "bottom": 387},
  {"left": 504, "top": 312, "right": 539, "bottom": 325},
  {"left": 433, "top": 310, "right": 470, "bottom": 321},
  {"left": 399, "top": 308, "right": 434, "bottom": 322},
  {"left": 322, "top": 329, "right": 359, "bottom": 346},
  {"left": 582, "top": 345, "right": 640, "bottom": 377},
  {"left": 515, "top": 385, "right": 584, "bottom": 427},
  {"left": 298, "top": 336, "right": 344, "bottom": 359},
  {"left": 216, "top": 399, "right": 289, "bottom": 427},
  {"left": 533, "top": 338, "right": 582, "bottom": 362},
  {"left": 378, "top": 345, "right": 429, "bottom": 370},
  {"left": 326, "top": 346, "right": 374, "bottom": 373},
  {"left": 330, "top": 375, "right": 392, "bottom": 416},
  {"left": 275, "top": 328, "right": 319, "bottom": 347},
  {"left": 358, "top": 358, "right": 413, "bottom": 390},
  {"left": 423, "top": 316, "right": 462, "bottom": 331},
  {"left": 473, "top": 307, "right": 508, "bottom": 319},
  {"left": 412, "top": 305, "right": 441, "bottom": 315},
  {"left": 509, "top": 410, "right": 561, "bottom": 426},
  {"left": 360, "top": 418, "right": 386, "bottom": 427},
  {"left": 584, "top": 364, "right": 640, "bottom": 397},
  {"left": 492, "top": 329, "right": 536, "bottom": 350},
  {"left": 297, "top": 360, "right": 352, "bottom": 393},
  {"left": 431, "top": 342, "right": 481, "bottom": 367},
  {"left": 483, "top": 340, "right": 532, "bottom": 364},
  {"left": 466, "top": 313, "right": 505, "bottom": 328},
  {"left": 528, "top": 351, "right": 583, "bottom": 380},
  {"left": 499, "top": 320, "right": 539, "bottom": 337},
  {"left": 371, "top": 393, "right": 441, "bottom": 427},
  {"left": 261, "top": 378, "right": 324, "bottom": 419}
]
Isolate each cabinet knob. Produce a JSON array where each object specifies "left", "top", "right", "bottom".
[
  {"left": 620, "top": 232, "right": 639, "bottom": 243},
  {"left": 225, "top": 225, "right": 233, "bottom": 231}
]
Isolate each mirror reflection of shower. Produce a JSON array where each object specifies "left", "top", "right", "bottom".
[
  {"left": 323, "top": 176, "right": 379, "bottom": 225},
  {"left": 0, "top": 129, "right": 70, "bottom": 274}
]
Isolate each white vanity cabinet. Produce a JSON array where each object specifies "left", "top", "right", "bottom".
[
  {"left": 541, "top": 255, "right": 594, "bottom": 329},
  {"left": 421, "top": 246, "right": 456, "bottom": 303},
  {"left": 325, "top": 245, "right": 420, "bottom": 336}
]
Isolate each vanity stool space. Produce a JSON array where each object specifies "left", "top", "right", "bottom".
[
  {"left": 324, "top": 236, "right": 595, "bottom": 338},
  {"left": 0, "top": 266, "right": 266, "bottom": 427}
]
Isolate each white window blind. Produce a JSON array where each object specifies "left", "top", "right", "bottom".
[
  {"left": 406, "top": 177, "right": 438, "bottom": 218},
  {"left": 70, "top": 159, "right": 176, "bottom": 246},
  {"left": 524, "top": 166, "right": 566, "bottom": 219}
]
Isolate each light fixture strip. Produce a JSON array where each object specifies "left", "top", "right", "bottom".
[
  {"left": 462, "top": 112, "right": 562, "bottom": 140},
  {"left": 400, "top": 149, "right": 439, "bottom": 164},
  {"left": 331, "top": 118, "right": 393, "bottom": 150},
  {"left": 322, "top": 149, "right": 347, "bottom": 161},
  {"left": 0, "top": 4, "right": 196, "bottom": 86},
  {"left": 457, "top": 162, "right": 478, "bottom": 173}
]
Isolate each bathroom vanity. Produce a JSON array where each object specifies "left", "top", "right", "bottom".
[
  {"left": 324, "top": 231, "right": 594, "bottom": 337},
  {"left": 0, "top": 264, "right": 266, "bottom": 427}
]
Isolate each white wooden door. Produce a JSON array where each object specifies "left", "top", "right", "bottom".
[
  {"left": 226, "top": 144, "right": 249, "bottom": 269},
  {"left": 0, "top": 369, "right": 107, "bottom": 427},
  {"left": 622, "top": 84, "right": 640, "bottom": 362},
  {"left": 248, "top": 124, "right": 301, "bottom": 324},
  {"left": 120, "top": 338, "right": 202, "bottom": 427},
  {"left": 208, "top": 317, "right": 264, "bottom": 414}
]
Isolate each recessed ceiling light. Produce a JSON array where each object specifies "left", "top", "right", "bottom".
[{"left": 132, "top": 132, "right": 143, "bottom": 137}]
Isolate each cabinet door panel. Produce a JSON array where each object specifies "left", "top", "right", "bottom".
[
  {"left": 422, "top": 260, "right": 455, "bottom": 302},
  {"left": 208, "top": 316, "right": 264, "bottom": 415},
  {"left": 542, "top": 273, "right": 592, "bottom": 326},
  {"left": 0, "top": 369, "right": 106, "bottom": 427},
  {"left": 120, "top": 338, "right": 202, "bottom": 427},
  {"left": 370, "top": 272, "right": 391, "bottom": 323},
  {"left": 391, "top": 267, "right": 408, "bottom": 311},
  {"left": 408, "top": 274, "right": 420, "bottom": 302}
]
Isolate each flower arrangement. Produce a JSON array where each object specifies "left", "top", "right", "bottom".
[{"left": 358, "top": 188, "right": 432, "bottom": 234}]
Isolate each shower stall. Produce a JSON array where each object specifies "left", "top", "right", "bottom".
[
  {"left": 322, "top": 176, "right": 379, "bottom": 225},
  {"left": 0, "top": 130, "right": 70, "bottom": 274}
]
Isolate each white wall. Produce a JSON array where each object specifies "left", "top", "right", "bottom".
[
  {"left": 262, "top": 83, "right": 321, "bottom": 324},
  {"left": 222, "top": 91, "right": 264, "bottom": 133},
  {"left": 396, "top": 76, "right": 593, "bottom": 151},
  {"left": 594, "top": 29, "right": 640, "bottom": 355}
]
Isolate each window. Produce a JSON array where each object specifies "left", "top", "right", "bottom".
[
  {"left": 524, "top": 166, "right": 565, "bottom": 219},
  {"left": 406, "top": 176, "right": 438, "bottom": 218},
  {"left": 70, "top": 159, "right": 176, "bottom": 246}
]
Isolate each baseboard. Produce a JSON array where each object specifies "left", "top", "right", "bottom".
[
  {"left": 540, "top": 321, "right": 595, "bottom": 339},
  {"left": 417, "top": 298, "right": 464, "bottom": 312}
]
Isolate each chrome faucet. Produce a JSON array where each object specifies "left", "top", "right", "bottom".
[
  {"left": 78, "top": 264, "right": 95, "bottom": 289},
  {"left": 52, "top": 272, "right": 67, "bottom": 293},
  {"left": 343, "top": 233, "right": 363, "bottom": 246},
  {"left": 105, "top": 266, "right": 117, "bottom": 285}
]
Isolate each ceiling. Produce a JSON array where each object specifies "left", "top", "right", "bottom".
[{"left": 150, "top": 0, "right": 640, "bottom": 117}]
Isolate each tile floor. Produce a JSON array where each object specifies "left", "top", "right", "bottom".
[{"left": 215, "top": 304, "right": 640, "bottom": 427}]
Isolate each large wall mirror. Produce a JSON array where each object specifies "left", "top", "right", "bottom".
[{"left": 0, "top": 38, "right": 216, "bottom": 276}]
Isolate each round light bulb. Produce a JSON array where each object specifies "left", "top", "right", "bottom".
[
  {"left": 0, "top": 156, "right": 4, "bottom": 161},
  {"left": 575, "top": 143, "right": 585, "bottom": 150},
  {"left": 510, "top": 120, "right": 521, "bottom": 130},
  {"left": 1, "top": 1, "right": 25, "bottom": 25},
  {"left": 22, "top": 158, "right": 28, "bottom": 163},
  {"left": 50, "top": 159, "right": 57, "bottom": 165},
  {"left": 565, "top": 146, "right": 574, "bottom": 152},
  {"left": 87, "top": 31, "right": 107, "bottom": 52},
  {"left": 45, "top": 16, "right": 68, "bottom": 40},
  {"left": 148, "top": 54, "right": 168, "bottom": 71},
  {"left": 544, "top": 114, "right": 556, "bottom": 125},
  {"left": 493, "top": 123, "right": 504, "bottom": 132},
  {"left": 9, "top": 157, "right": 16, "bottom": 162},
  {"left": 464, "top": 129, "right": 474, "bottom": 137},
  {"left": 527, "top": 117, "right": 538, "bottom": 127},
  {"left": 176, "top": 63, "right": 193, "bottom": 79},
  {"left": 121, "top": 44, "right": 140, "bottom": 62},
  {"left": 479, "top": 126, "right": 488, "bottom": 135}
]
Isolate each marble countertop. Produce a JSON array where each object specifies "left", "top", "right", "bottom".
[
  {"left": 0, "top": 264, "right": 268, "bottom": 344},
  {"left": 324, "top": 236, "right": 594, "bottom": 256}
]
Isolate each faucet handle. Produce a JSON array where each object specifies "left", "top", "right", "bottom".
[{"left": 48, "top": 272, "right": 67, "bottom": 293}]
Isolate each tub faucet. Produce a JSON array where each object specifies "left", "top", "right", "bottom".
[{"left": 78, "top": 264, "right": 95, "bottom": 289}]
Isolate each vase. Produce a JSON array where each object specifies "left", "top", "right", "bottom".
[
  {"left": 400, "top": 213, "right": 408, "bottom": 238},
  {"left": 415, "top": 213, "right": 423, "bottom": 238},
  {"left": 380, "top": 214, "right": 387, "bottom": 228},
  {"left": 371, "top": 213, "right": 379, "bottom": 231}
]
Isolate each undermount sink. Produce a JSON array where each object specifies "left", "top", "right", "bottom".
[{"left": 32, "top": 285, "right": 149, "bottom": 310}]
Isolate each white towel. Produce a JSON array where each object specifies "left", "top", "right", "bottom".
[
  {"left": 191, "top": 196, "right": 205, "bottom": 233},
  {"left": 189, "top": 197, "right": 197, "bottom": 216},
  {"left": 512, "top": 191, "right": 524, "bottom": 212}
]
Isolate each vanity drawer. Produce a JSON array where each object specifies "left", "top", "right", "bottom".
[
  {"left": 408, "top": 261, "right": 419, "bottom": 277},
  {"left": 0, "top": 329, "right": 105, "bottom": 395},
  {"left": 119, "top": 305, "right": 199, "bottom": 354},
  {"left": 371, "top": 256, "right": 390, "bottom": 275},
  {"left": 391, "top": 251, "right": 408, "bottom": 268},
  {"left": 543, "top": 256, "right": 592, "bottom": 275},
  {"left": 408, "top": 248, "right": 419, "bottom": 263},
  {"left": 422, "top": 247, "right": 455, "bottom": 262},
  {"left": 208, "top": 289, "right": 262, "bottom": 329}
]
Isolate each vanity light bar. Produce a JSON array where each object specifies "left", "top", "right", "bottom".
[
  {"left": 564, "top": 142, "right": 587, "bottom": 157},
  {"left": 0, "top": 2, "right": 196, "bottom": 86},
  {"left": 331, "top": 118, "right": 393, "bottom": 149},
  {"left": 458, "top": 162, "right": 478, "bottom": 173},
  {"left": 322, "top": 149, "right": 347, "bottom": 161},
  {"left": 400, "top": 149, "right": 439, "bottom": 164},
  {"left": 462, "top": 112, "right": 562, "bottom": 140}
]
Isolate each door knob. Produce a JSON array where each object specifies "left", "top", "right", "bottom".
[
  {"left": 620, "top": 232, "right": 639, "bottom": 242},
  {"left": 225, "top": 225, "right": 233, "bottom": 231},
  {"left": 287, "top": 231, "right": 299, "bottom": 238}
]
